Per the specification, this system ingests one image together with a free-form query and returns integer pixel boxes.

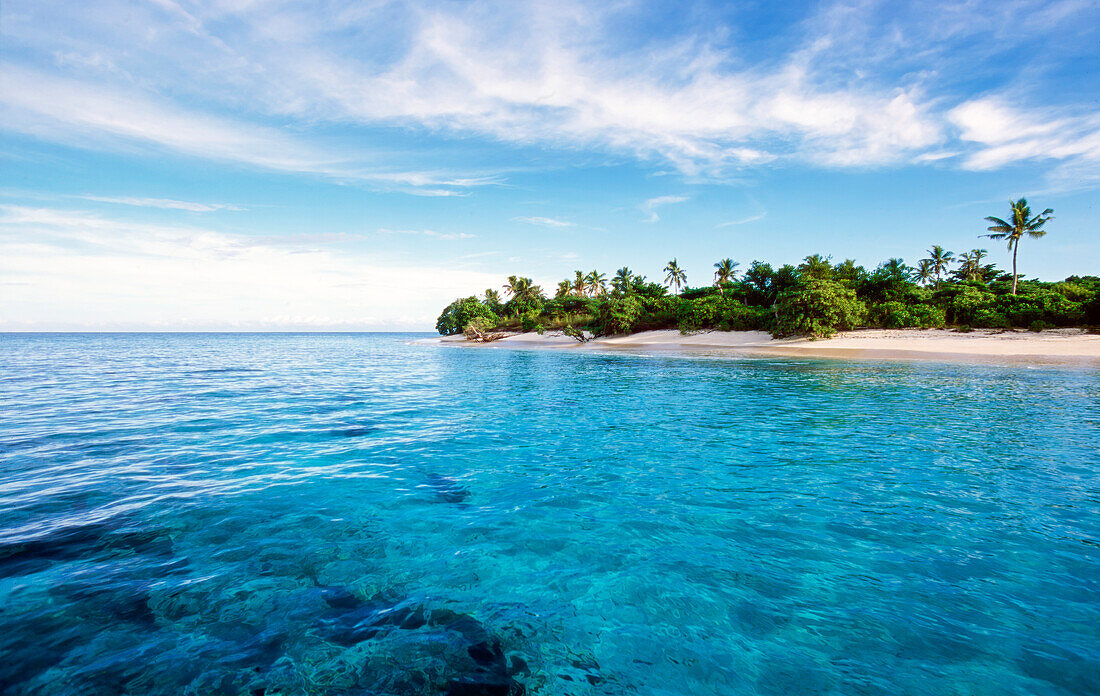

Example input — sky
[1,0,1098,331]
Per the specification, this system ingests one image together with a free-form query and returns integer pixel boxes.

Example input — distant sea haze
[1,333,1097,695]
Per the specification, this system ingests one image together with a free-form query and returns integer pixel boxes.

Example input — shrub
[869,301,946,329]
[597,296,643,335]
[437,297,498,336]
[1029,320,1052,332]
[1086,292,1100,325]
[944,285,995,325]
[520,310,542,332]
[971,308,1010,329]
[773,279,867,338]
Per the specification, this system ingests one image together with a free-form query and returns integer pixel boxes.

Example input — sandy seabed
[429,328,1100,366]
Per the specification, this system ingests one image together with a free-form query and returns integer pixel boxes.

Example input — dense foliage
[435,296,498,336]
[436,200,1097,338]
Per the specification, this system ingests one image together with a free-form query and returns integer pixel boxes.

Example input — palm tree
[586,270,607,298]
[985,198,1054,295]
[484,288,501,306]
[612,267,634,293]
[503,277,542,313]
[926,245,954,284]
[798,254,833,280]
[664,259,686,294]
[915,259,935,287]
[713,258,739,289]
[957,249,988,282]
[555,281,571,299]
[572,270,587,297]
[503,275,522,299]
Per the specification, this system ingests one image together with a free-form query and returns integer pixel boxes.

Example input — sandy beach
[432,328,1100,365]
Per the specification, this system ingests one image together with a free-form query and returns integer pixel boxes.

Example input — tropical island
[436,199,1099,356]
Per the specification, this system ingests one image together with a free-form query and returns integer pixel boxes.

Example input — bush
[519,310,542,333]
[1086,293,1100,325]
[1029,320,1052,332]
[869,301,946,329]
[437,297,498,336]
[773,279,867,338]
[597,296,643,335]
[944,285,995,325]
[996,291,1083,327]
[971,308,1010,329]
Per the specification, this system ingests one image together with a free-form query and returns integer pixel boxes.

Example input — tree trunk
[1011,242,1019,295]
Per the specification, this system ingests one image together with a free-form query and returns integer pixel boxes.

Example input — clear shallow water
[1,333,1098,696]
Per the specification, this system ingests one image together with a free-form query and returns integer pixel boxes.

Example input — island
[436,199,1100,363]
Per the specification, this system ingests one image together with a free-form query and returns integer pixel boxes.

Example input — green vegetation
[438,198,1096,339]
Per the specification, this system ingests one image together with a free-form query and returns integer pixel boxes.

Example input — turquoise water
[1,333,1098,695]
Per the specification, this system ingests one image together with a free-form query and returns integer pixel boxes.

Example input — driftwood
[562,326,591,343]
[464,324,509,342]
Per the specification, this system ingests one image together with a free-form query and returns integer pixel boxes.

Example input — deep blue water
[1,333,1098,696]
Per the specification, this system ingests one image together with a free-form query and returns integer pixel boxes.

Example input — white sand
[429,328,1100,365]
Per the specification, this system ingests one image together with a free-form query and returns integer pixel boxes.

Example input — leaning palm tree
[915,259,935,287]
[713,258,739,289]
[612,267,634,293]
[985,198,1054,295]
[586,270,607,298]
[572,270,587,297]
[926,245,954,284]
[664,259,686,294]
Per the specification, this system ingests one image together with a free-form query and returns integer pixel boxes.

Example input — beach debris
[562,325,590,343]
[464,322,509,342]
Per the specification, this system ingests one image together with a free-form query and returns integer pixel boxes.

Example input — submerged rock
[315,587,527,695]
[424,473,471,504]
[0,518,175,578]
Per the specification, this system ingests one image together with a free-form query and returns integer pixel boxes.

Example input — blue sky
[2,0,1098,330]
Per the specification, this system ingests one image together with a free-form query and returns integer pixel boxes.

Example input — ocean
[1,333,1097,695]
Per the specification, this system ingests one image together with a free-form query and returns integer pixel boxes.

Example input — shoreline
[426,328,1100,366]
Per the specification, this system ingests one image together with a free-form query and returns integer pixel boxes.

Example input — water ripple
[0,333,1098,695]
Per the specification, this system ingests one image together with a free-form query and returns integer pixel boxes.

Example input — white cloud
[949,97,1100,172]
[1,0,1097,183]
[512,216,574,228]
[377,228,475,240]
[80,195,244,212]
[640,195,688,223]
[0,206,493,330]
[0,64,502,196]
[716,212,766,227]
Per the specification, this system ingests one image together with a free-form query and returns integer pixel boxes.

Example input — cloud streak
[640,195,688,223]
[512,216,574,228]
[79,195,244,212]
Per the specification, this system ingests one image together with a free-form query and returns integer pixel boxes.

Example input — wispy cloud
[378,228,475,240]
[640,195,688,223]
[3,0,1095,183]
[948,97,1100,176]
[79,195,244,212]
[512,216,574,228]
[0,63,504,197]
[716,212,766,228]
